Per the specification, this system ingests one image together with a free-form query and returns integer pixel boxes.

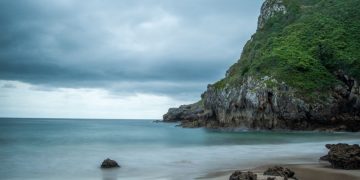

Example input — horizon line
[0,117,160,120]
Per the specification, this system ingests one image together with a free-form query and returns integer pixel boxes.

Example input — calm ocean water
[0,118,359,180]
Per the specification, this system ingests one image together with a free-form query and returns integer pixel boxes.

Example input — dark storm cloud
[0,0,263,99]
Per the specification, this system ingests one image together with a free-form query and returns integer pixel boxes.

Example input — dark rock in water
[229,171,257,180]
[266,177,275,180]
[101,158,120,168]
[320,143,360,169]
[263,166,296,179]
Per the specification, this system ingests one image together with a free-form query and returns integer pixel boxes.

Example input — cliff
[163,0,360,131]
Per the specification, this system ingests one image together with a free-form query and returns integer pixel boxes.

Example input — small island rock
[101,158,120,168]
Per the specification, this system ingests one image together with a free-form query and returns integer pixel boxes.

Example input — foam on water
[0,118,359,180]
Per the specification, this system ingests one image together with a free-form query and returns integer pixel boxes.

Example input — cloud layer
[0,0,262,97]
[0,0,263,118]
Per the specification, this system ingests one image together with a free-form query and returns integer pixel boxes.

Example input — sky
[0,0,263,119]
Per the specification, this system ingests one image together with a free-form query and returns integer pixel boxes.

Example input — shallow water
[0,118,359,180]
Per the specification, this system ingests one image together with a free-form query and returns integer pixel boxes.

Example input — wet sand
[198,163,360,180]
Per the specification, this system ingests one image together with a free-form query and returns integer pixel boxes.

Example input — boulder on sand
[229,171,257,180]
[101,158,120,168]
[320,143,360,169]
[263,166,296,179]
[229,167,298,180]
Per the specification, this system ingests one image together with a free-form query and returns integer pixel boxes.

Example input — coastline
[198,163,360,180]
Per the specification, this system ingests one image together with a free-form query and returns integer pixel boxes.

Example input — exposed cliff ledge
[258,0,287,29]
[163,0,360,131]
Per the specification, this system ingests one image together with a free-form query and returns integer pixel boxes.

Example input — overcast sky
[0,0,263,119]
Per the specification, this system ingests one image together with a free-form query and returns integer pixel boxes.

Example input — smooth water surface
[1,118,359,180]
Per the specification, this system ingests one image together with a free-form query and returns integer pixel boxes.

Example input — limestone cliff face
[258,0,287,29]
[164,73,360,131]
[198,73,360,131]
[163,0,360,131]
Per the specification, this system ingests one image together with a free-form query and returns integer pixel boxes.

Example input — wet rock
[319,155,329,161]
[229,171,257,180]
[320,143,360,169]
[101,158,120,168]
[263,166,296,179]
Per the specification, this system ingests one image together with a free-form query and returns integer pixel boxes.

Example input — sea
[0,118,359,180]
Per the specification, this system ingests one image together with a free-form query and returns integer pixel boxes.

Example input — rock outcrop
[258,0,287,29]
[163,102,205,122]
[320,143,360,169]
[229,171,257,180]
[263,166,296,179]
[100,158,120,168]
[229,167,297,180]
[163,0,360,131]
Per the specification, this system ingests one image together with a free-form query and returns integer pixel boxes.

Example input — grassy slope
[213,0,360,102]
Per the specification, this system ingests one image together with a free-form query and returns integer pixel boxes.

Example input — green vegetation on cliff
[214,0,360,101]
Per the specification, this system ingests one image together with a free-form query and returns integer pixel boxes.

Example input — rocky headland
[163,0,360,131]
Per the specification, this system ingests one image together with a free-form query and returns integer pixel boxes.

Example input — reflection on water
[101,169,119,180]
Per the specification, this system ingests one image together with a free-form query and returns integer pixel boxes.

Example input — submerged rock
[101,158,120,168]
[229,171,257,180]
[320,143,360,169]
[263,166,296,179]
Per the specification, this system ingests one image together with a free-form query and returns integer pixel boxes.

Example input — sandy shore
[197,163,360,180]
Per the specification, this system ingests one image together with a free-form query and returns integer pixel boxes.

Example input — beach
[201,163,360,180]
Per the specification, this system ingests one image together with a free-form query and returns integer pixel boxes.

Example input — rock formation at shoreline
[263,166,296,179]
[164,0,360,131]
[229,171,257,180]
[229,166,297,180]
[320,143,360,169]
